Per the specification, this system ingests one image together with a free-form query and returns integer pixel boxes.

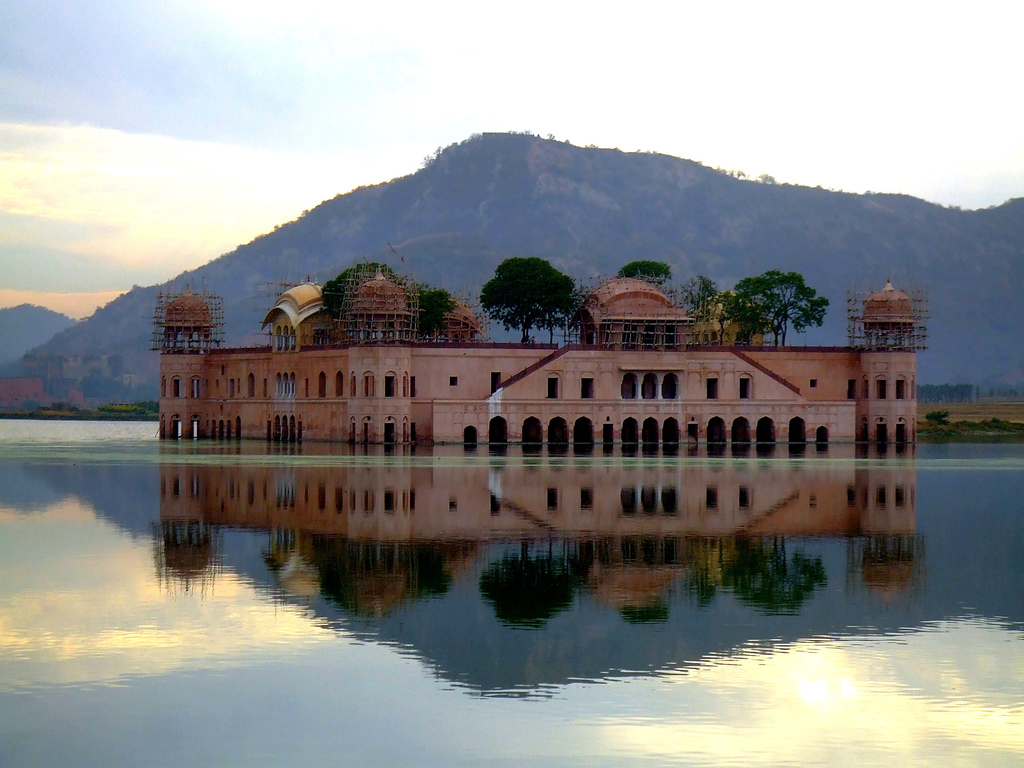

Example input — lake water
[1,421,1022,767]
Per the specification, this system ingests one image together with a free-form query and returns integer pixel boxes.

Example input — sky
[1,0,1021,319]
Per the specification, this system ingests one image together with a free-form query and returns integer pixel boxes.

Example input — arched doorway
[235,416,241,439]
[788,417,806,444]
[273,415,281,441]
[463,425,477,445]
[573,417,593,444]
[895,420,907,443]
[489,417,508,443]
[548,417,569,444]
[622,418,639,444]
[816,426,829,444]
[731,417,750,443]
[876,421,888,444]
[289,415,297,442]
[642,417,659,444]
[707,417,726,443]
[621,373,638,399]
[523,417,543,443]
[663,418,679,444]
[756,417,776,443]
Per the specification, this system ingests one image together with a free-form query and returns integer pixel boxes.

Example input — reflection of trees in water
[620,602,670,624]
[304,537,477,617]
[478,537,828,625]
[479,537,828,626]
[480,541,592,628]
[719,538,827,615]
[153,520,222,595]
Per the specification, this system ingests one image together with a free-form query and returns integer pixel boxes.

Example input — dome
[863,280,914,322]
[164,291,213,326]
[581,277,689,325]
[262,282,324,329]
[589,277,673,313]
[443,301,484,339]
[350,273,409,313]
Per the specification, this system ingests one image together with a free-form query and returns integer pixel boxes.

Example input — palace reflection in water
[156,446,920,641]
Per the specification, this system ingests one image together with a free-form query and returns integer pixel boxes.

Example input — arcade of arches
[481,414,833,446]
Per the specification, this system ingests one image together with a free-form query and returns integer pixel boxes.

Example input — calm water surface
[1,421,1022,766]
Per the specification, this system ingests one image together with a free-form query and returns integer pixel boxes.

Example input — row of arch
[476,416,828,445]
[163,415,243,440]
[619,372,747,400]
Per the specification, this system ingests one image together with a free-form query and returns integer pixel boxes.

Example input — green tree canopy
[617,260,672,285]
[729,270,829,346]
[418,287,456,339]
[480,257,575,343]
[321,262,398,318]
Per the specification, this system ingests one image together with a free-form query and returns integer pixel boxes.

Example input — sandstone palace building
[155,268,925,445]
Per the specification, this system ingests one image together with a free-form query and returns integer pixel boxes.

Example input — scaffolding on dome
[326,263,421,344]
[567,275,696,349]
[847,285,928,351]
[151,289,224,353]
[435,295,489,342]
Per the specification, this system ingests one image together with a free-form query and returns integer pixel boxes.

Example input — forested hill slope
[0,305,75,367]
[32,132,1024,394]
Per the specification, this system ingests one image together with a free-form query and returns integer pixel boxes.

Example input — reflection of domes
[863,281,914,323]
[861,560,915,597]
[164,291,214,326]
[277,552,322,599]
[351,273,409,314]
[587,565,677,609]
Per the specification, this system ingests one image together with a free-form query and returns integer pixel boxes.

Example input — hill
[29,133,1024,398]
[0,305,76,367]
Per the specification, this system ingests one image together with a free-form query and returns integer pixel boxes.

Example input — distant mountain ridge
[29,133,1024,397]
[0,304,76,367]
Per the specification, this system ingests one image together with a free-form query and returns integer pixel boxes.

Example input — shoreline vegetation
[1,402,1022,440]
[0,402,159,421]
[917,402,1024,442]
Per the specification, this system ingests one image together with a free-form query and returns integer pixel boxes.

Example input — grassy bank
[918,402,1024,441]
[0,402,159,421]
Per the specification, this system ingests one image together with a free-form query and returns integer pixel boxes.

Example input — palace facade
[155,273,923,445]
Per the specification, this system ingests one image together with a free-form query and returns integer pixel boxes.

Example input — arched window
[641,373,658,399]
[247,374,255,398]
[621,373,638,399]
[661,373,677,399]
[318,371,327,398]
[335,371,343,397]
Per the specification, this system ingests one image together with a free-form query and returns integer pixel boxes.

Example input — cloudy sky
[1,0,1021,318]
